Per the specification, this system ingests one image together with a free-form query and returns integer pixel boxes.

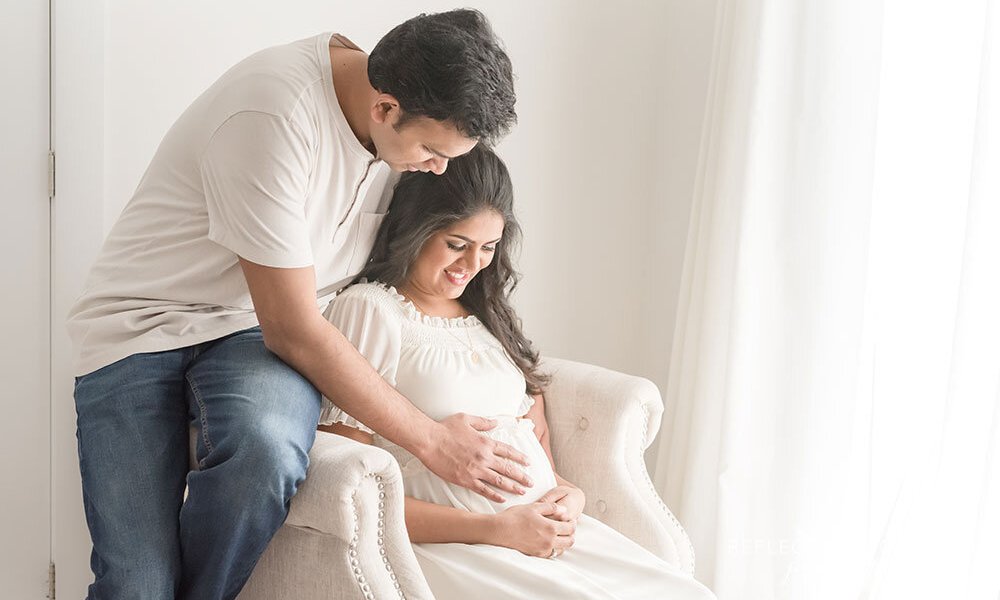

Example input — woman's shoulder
[333,281,405,309]
[336,280,391,300]
[324,281,405,363]
[325,281,403,318]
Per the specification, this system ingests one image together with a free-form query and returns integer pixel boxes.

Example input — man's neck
[329,45,378,154]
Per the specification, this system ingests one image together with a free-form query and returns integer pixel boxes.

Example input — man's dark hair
[368,9,517,145]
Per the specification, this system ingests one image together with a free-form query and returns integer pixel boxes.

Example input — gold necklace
[404,293,481,364]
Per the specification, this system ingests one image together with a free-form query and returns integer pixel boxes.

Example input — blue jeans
[74,327,321,600]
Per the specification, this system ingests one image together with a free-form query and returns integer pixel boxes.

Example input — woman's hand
[490,501,576,558]
[537,485,586,523]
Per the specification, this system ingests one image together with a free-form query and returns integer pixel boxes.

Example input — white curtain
[654,0,1000,598]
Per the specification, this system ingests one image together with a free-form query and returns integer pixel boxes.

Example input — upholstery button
[597,500,607,513]
[579,417,589,430]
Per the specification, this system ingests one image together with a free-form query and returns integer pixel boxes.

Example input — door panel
[0,1,51,597]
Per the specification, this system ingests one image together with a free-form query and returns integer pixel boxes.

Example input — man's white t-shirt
[68,33,396,376]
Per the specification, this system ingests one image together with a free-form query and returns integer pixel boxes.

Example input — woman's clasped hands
[492,485,585,559]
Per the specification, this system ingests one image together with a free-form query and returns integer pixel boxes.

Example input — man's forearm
[263,311,436,455]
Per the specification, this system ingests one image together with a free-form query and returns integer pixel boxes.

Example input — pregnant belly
[399,415,560,514]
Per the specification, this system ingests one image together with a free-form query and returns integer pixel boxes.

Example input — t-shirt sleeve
[317,289,402,430]
[200,111,314,268]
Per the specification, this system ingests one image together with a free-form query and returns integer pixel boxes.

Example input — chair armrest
[540,357,696,575]
[238,432,435,600]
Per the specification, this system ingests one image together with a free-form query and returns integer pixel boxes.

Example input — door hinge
[48,151,56,200]
[47,561,56,599]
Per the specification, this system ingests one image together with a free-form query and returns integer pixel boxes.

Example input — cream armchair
[235,357,695,599]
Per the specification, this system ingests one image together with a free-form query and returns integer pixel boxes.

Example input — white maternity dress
[320,282,716,600]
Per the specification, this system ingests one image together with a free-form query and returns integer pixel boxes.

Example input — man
[68,10,528,599]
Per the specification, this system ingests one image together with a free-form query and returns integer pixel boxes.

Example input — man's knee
[196,409,316,506]
[245,413,315,480]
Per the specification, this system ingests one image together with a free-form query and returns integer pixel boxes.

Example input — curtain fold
[654,1,1000,598]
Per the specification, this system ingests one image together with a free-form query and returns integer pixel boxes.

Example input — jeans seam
[186,373,214,466]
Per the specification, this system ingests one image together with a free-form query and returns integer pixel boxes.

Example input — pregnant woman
[318,145,716,599]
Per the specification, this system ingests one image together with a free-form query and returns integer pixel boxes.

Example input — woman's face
[406,210,506,300]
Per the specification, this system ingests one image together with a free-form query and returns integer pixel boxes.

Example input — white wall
[53,0,719,595]
[633,1,719,469]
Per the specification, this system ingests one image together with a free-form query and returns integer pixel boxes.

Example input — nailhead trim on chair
[350,473,407,600]
[637,403,697,575]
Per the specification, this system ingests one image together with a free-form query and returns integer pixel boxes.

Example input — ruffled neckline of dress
[373,281,483,329]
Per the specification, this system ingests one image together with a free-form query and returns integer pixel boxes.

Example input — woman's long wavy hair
[356,145,548,394]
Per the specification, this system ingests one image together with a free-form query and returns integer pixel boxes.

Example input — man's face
[369,103,478,175]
